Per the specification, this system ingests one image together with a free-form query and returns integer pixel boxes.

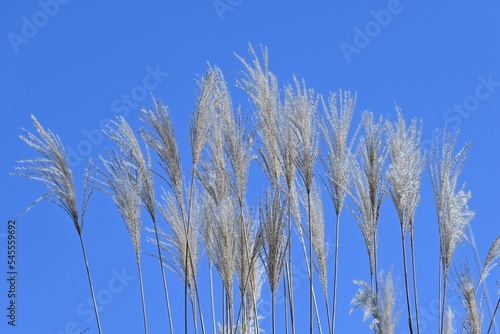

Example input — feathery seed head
[321,90,357,215]
[479,234,500,287]
[429,128,474,275]
[349,111,387,276]
[259,189,288,298]
[292,78,319,193]
[95,150,143,255]
[455,263,482,334]
[14,115,85,232]
[106,116,156,222]
[140,96,184,204]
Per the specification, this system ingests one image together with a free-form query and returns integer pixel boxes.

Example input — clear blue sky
[2,1,500,333]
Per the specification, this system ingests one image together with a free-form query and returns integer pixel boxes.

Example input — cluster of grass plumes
[14,45,500,334]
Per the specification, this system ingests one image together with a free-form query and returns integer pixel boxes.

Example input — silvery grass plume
[385,107,425,235]
[477,235,500,334]
[385,107,425,334]
[349,111,387,291]
[350,270,399,334]
[259,189,288,334]
[291,76,320,334]
[320,90,357,333]
[236,44,281,188]
[105,116,174,334]
[321,90,357,216]
[93,149,148,334]
[429,128,474,333]
[455,263,483,334]
[140,96,184,208]
[13,115,102,334]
